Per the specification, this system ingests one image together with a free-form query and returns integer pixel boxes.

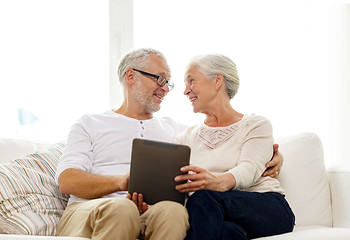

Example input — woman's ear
[125,68,135,85]
[215,73,224,90]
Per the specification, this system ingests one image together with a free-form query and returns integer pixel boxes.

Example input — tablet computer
[128,138,191,205]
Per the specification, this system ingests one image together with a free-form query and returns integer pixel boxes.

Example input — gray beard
[132,81,161,113]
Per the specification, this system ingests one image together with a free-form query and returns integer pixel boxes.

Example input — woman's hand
[126,192,149,215]
[175,165,236,192]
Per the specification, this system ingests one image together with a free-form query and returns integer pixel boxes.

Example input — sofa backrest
[0,133,333,229]
[277,132,332,227]
[0,138,51,164]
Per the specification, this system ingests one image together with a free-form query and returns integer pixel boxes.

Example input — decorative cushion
[0,143,69,235]
[277,132,332,227]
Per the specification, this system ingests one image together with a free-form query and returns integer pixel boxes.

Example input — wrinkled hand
[175,165,235,192]
[126,192,149,215]
[262,144,283,178]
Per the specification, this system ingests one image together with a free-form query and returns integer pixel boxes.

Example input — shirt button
[140,121,143,124]
[142,127,145,130]
[141,134,144,137]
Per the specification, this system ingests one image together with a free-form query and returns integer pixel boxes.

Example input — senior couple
[55,48,295,240]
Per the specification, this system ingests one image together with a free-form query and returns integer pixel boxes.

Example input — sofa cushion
[277,132,332,227]
[0,143,69,235]
[255,227,350,240]
[0,234,90,239]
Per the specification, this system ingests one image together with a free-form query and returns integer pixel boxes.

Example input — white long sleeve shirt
[174,114,285,195]
[55,110,187,205]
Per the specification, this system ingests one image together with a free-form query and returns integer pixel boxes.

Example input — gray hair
[188,54,240,99]
[117,48,168,84]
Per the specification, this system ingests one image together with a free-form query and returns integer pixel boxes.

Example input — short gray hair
[188,54,240,99]
[117,48,168,84]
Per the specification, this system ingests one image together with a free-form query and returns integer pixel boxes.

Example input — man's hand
[118,173,130,191]
[262,144,283,178]
[127,192,149,215]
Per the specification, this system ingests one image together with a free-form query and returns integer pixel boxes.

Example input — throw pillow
[277,132,332,227]
[0,142,69,235]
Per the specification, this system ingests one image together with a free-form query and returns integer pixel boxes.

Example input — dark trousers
[185,190,295,240]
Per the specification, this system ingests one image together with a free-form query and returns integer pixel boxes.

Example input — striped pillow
[0,142,69,235]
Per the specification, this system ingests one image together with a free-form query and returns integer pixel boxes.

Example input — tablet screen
[128,138,191,205]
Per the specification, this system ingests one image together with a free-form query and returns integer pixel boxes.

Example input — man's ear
[215,73,224,90]
[125,68,135,85]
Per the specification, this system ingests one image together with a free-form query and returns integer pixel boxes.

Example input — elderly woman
[174,54,295,240]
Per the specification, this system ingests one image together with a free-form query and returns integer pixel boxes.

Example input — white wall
[329,4,350,166]
[132,0,337,164]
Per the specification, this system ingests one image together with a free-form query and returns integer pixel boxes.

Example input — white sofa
[0,132,350,240]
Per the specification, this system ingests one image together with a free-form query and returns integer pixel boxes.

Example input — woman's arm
[228,117,274,190]
[175,165,236,192]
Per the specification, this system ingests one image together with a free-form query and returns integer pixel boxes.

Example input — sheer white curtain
[131,0,349,166]
[0,0,109,142]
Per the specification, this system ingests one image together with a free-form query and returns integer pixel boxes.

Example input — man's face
[131,54,171,113]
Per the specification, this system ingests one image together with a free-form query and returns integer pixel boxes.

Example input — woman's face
[184,65,216,113]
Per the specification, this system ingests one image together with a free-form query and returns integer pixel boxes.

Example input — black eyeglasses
[132,68,174,91]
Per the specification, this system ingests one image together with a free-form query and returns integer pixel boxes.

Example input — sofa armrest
[328,165,350,228]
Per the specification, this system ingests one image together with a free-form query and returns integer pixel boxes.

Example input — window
[2,0,349,166]
[0,0,109,142]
